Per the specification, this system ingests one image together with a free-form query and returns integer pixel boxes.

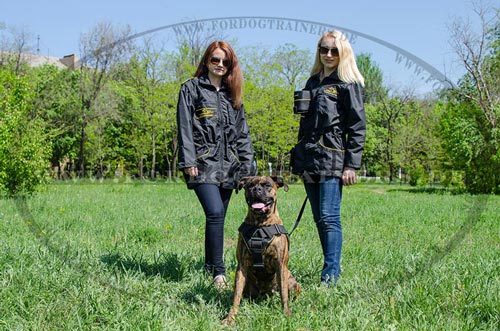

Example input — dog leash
[289,197,308,236]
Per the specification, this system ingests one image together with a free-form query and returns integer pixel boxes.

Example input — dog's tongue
[251,202,267,210]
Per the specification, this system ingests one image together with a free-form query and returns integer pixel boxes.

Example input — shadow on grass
[12,195,251,310]
[387,186,465,195]
[180,278,233,307]
[100,252,203,282]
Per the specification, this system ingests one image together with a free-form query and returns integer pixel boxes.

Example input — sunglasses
[210,56,230,67]
[318,46,339,56]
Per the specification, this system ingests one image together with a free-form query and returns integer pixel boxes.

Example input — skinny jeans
[304,176,343,284]
[193,184,232,278]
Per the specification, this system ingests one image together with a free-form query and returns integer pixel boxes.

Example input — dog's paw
[292,282,302,300]
[289,278,301,300]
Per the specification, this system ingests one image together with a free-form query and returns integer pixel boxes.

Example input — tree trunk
[151,131,156,178]
[138,157,143,179]
[78,117,87,178]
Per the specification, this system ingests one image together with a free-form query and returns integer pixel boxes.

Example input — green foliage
[245,80,298,174]
[395,99,444,186]
[364,96,443,183]
[5,30,497,194]
[0,70,51,197]
[32,65,81,175]
[438,102,483,168]
[268,43,311,89]
[438,90,500,194]
[440,7,500,193]
[363,103,388,176]
[108,51,180,179]
[241,45,307,174]
[407,163,428,186]
[356,53,388,104]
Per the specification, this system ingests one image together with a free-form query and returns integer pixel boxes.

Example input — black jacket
[177,75,254,189]
[291,71,366,179]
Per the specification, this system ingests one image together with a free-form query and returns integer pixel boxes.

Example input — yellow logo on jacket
[196,107,216,119]
[324,87,338,97]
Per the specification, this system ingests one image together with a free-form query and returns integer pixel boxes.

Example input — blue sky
[1,0,485,94]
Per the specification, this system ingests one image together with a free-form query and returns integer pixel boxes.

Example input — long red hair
[194,41,243,109]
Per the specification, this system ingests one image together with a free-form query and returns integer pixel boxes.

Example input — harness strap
[238,223,289,270]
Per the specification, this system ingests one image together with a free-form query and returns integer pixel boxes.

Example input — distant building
[0,52,79,69]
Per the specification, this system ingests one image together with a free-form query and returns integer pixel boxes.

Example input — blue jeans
[304,177,343,284]
[194,184,232,278]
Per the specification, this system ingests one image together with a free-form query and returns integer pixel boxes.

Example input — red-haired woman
[176,41,255,289]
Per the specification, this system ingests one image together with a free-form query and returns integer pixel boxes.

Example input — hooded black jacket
[177,75,254,189]
[291,71,366,179]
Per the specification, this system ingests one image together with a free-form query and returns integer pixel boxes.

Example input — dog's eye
[264,182,273,189]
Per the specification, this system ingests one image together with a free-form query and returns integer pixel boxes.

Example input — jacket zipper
[217,90,225,181]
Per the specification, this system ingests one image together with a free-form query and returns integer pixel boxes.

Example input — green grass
[0,180,499,330]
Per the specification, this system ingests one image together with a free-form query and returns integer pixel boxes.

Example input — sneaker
[320,278,339,289]
[213,274,229,291]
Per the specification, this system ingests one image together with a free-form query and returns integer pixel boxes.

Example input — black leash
[289,197,308,236]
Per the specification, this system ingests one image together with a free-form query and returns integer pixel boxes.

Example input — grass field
[0,180,499,330]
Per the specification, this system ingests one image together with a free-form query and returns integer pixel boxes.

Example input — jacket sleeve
[235,103,255,176]
[176,82,196,169]
[342,83,366,169]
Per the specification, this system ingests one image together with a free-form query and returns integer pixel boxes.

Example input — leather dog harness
[238,223,289,270]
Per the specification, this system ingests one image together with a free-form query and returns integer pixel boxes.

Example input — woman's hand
[342,167,357,186]
[184,167,199,177]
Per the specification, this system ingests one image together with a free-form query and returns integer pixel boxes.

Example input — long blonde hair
[310,30,365,86]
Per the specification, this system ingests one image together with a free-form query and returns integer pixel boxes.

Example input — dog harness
[238,223,289,270]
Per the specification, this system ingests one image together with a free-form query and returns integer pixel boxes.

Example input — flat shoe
[213,275,229,291]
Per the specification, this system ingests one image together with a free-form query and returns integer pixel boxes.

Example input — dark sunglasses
[318,46,339,56]
[210,56,230,67]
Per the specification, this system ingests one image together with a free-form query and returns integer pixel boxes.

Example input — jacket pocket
[318,129,344,152]
[196,145,211,159]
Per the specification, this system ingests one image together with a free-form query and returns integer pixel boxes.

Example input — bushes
[0,70,51,197]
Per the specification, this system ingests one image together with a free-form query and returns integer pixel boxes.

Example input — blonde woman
[291,30,366,286]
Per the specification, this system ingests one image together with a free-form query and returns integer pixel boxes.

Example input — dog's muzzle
[246,187,274,214]
[247,199,274,214]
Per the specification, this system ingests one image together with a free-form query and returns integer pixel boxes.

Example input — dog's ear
[237,176,253,194]
[270,176,289,192]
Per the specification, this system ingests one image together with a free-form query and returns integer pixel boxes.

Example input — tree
[32,65,81,179]
[393,98,443,185]
[363,103,388,176]
[442,2,500,193]
[270,43,311,89]
[241,46,300,175]
[377,93,412,182]
[356,53,388,105]
[86,84,122,178]
[0,24,34,75]
[356,53,390,177]
[0,69,51,197]
[76,21,133,177]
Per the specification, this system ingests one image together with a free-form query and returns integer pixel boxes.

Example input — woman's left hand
[184,166,199,177]
[342,167,357,186]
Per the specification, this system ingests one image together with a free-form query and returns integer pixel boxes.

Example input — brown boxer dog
[222,176,301,325]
